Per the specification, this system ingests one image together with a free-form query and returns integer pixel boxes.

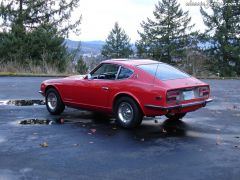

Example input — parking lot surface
[0,77,240,180]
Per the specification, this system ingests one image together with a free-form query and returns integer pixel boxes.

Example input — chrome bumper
[144,98,213,110]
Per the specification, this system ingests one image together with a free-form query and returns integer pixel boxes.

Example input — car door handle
[102,87,109,91]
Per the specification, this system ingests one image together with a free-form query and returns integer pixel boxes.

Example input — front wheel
[114,97,143,128]
[46,88,65,115]
[165,113,186,120]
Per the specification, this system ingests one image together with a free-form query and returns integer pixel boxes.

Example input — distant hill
[65,39,105,56]
[65,39,213,57]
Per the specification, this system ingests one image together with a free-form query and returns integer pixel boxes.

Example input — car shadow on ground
[133,119,188,139]
[51,110,189,140]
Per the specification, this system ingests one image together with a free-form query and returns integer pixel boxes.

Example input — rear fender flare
[112,92,146,115]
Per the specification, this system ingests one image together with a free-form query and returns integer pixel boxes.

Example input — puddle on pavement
[18,116,100,126]
[19,118,53,125]
[0,99,45,106]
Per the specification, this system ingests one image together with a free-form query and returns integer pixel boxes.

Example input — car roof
[103,59,161,66]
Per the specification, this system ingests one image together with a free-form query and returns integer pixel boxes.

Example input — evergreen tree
[28,24,68,72]
[76,56,88,74]
[136,0,194,63]
[68,42,88,74]
[0,0,81,72]
[101,22,133,59]
[0,0,81,36]
[200,0,240,76]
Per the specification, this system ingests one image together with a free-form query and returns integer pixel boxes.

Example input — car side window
[117,67,133,80]
[91,63,119,80]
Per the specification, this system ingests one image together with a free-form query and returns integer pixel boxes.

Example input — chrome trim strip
[205,98,213,103]
[144,98,213,110]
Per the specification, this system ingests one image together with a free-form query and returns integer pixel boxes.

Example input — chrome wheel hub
[47,92,57,110]
[118,102,133,123]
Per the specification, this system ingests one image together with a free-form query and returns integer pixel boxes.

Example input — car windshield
[137,63,190,80]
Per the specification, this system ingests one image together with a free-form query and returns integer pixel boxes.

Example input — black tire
[165,113,186,120]
[45,88,65,115]
[114,97,143,128]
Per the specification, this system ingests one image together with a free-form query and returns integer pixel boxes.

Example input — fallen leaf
[60,118,64,124]
[90,129,97,133]
[56,118,64,124]
[40,142,48,148]
[162,129,167,133]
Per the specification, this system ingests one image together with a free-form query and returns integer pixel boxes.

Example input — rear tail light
[167,90,181,102]
[167,86,209,103]
[198,86,210,98]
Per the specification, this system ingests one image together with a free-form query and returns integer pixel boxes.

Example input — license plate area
[183,90,195,100]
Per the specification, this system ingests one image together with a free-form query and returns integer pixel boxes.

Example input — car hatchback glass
[137,63,190,81]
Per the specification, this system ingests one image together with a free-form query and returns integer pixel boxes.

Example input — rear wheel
[46,88,65,115]
[114,97,143,128]
[165,113,186,120]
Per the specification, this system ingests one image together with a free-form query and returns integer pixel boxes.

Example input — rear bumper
[144,98,213,110]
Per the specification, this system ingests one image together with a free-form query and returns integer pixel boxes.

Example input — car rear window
[137,63,190,80]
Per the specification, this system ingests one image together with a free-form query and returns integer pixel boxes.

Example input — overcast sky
[70,0,206,42]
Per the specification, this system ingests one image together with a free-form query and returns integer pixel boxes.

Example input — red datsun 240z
[39,59,212,128]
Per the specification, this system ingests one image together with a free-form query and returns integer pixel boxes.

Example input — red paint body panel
[40,59,212,116]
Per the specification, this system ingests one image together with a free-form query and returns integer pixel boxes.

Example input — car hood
[158,77,207,90]
[43,75,85,84]
[64,75,85,80]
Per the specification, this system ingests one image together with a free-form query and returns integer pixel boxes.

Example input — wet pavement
[0,77,240,180]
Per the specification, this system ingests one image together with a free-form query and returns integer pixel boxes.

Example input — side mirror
[87,74,92,80]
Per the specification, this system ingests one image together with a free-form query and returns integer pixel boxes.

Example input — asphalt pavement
[0,77,240,180]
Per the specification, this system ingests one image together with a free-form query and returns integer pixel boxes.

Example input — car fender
[44,84,64,100]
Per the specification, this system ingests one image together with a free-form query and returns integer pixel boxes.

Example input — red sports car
[39,59,212,128]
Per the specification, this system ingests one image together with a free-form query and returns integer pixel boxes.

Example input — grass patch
[0,61,78,77]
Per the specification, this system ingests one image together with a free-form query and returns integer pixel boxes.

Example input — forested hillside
[0,0,239,77]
